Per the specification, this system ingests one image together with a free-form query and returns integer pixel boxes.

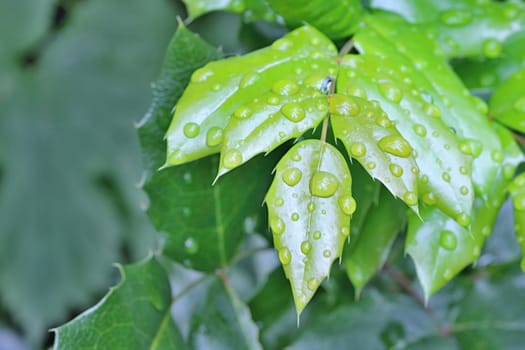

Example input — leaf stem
[320,76,336,144]
[512,131,525,146]
[171,274,209,305]
[337,38,354,62]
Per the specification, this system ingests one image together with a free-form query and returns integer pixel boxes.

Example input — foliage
[48,0,525,348]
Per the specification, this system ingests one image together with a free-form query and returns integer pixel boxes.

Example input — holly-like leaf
[490,68,525,133]
[406,123,524,297]
[164,25,337,167]
[53,257,186,350]
[189,277,263,350]
[344,187,406,295]
[268,0,363,39]
[508,173,525,271]
[182,0,278,22]
[330,94,419,210]
[266,139,354,315]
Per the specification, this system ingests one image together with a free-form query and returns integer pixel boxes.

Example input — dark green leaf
[164,25,337,168]
[344,187,406,295]
[53,257,186,350]
[266,140,353,314]
[268,0,363,39]
[490,68,525,133]
[189,277,263,350]
[331,94,418,210]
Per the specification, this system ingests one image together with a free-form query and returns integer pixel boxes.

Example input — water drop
[274,197,284,207]
[323,249,332,258]
[301,241,312,254]
[272,80,299,96]
[191,67,214,83]
[291,153,302,161]
[443,269,453,280]
[346,86,367,99]
[413,124,427,137]
[330,96,360,117]
[270,217,285,235]
[389,163,404,177]
[272,38,293,51]
[514,194,525,211]
[421,175,429,184]
[291,212,300,221]
[350,142,367,157]
[440,9,472,26]
[376,115,392,128]
[378,135,412,157]
[307,201,316,212]
[184,238,199,254]
[182,207,191,217]
[310,171,339,197]
[459,166,469,175]
[424,103,441,118]
[481,225,491,237]
[313,231,322,240]
[441,172,451,182]
[422,192,436,205]
[234,106,252,119]
[222,149,243,169]
[439,230,457,251]
[503,164,515,180]
[339,195,357,216]
[367,162,377,170]
[239,72,260,88]
[456,212,470,226]
[282,167,302,186]
[514,97,525,112]
[482,38,502,58]
[183,122,200,138]
[340,226,350,237]
[491,150,503,163]
[460,186,469,195]
[267,95,280,105]
[379,82,403,103]
[403,192,418,206]
[278,247,291,265]
[281,103,306,122]
[206,127,223,147]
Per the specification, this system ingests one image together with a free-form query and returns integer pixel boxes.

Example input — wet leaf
[53,257,186,350]
[490,68,525,133]
[508,173,525,271]
[182,0,278,22]
[164,25,337,167]
[331,94,419,210]
[268,0,363,39]
[344,187,406,295]
[266,140,353,315]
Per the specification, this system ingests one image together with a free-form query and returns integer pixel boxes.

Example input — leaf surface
[490,68,525,133]
[182,0,278,22]
[344,187,406,295]
[53,257,186,350]
[165,25,337,167]
[331,94,418,210]
[268,0,363,39]
[266,140,353,314]
[508,173,525,271]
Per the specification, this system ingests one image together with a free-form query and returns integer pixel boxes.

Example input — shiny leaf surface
[266,140,353,314]
[490,68,525,133]
[508,174,525,271]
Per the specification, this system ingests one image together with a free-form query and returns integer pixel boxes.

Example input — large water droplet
[456,212,470,226]
[282,167,302,186]
[439,230,457,251]
[278,247,291,265]
[389,163,404,177]
[350,142,367,157]
[379,82,403,103]
[184,238,199,254]
[272,80,299,96]
[313,231,322,240]
[222,149,242,169]
[482,38,502,58]
[239,72,260,88]
[301,241,312,254]
[514,97,525,112]
[378,135,412,157]
[330,96,360,116]
[310,171,339,197]
[339,195,356,216]
[413,124,427,137]
[183,122,200,138]
[440,9,472,26]
[234,106,252,119]
[191,67,214,83]
[422,192,436,205]
[206,127,223,147]
[403,192,418,206]
[281,103,306,122]
[270,217,285,235]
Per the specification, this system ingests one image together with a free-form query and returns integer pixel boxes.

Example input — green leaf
[330,94,419,210]
[189,277,263,350]
[266,139,353,315]
[268,0,363,39]
[344,187,406,295]
[490,68,525,133]
[182,0,278,22]
[406,123,524,297]
[508,173,525,271]
[165,25,337,168]
[53,257,186,350]
[0,0,176,341]
[369,0,459,23]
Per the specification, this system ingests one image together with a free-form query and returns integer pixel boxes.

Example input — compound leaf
[53,257,186,350]
[266,140,354,315]
[165,25,337,168]
[490,68,525,133]
[344,187,406,295]
[330,94,418,210]
[268,0,363,39]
